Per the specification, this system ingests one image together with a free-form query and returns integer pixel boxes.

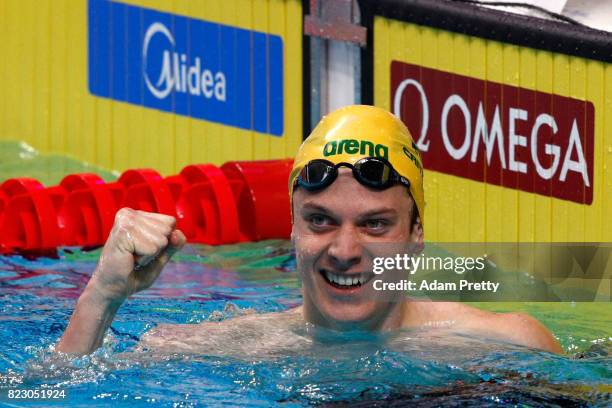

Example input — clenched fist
[57,208,186,354]
[88,208,187,303]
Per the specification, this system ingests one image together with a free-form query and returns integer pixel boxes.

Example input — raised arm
[56,208,186,355]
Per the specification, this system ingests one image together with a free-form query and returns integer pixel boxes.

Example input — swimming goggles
[296,157,411,191]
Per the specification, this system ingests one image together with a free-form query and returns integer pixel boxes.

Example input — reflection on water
[0,242,610,406]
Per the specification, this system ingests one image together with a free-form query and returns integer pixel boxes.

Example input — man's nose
[327,225,362,271]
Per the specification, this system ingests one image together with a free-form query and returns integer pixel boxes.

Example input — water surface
[0,241,610,406]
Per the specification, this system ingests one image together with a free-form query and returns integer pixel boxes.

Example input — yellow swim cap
[289,105,425,227]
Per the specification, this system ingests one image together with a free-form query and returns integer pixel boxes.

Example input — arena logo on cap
[87,0,284,136]
[323,139,389,160]
[391,61,595,204]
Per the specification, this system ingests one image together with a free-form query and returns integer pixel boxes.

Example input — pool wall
[1,0,612,249]
[0,0,303,175]
[363,0,612,244]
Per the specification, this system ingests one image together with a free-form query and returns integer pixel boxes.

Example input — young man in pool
[57,105,562,355]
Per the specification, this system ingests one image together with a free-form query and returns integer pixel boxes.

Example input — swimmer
[57,105,562,355]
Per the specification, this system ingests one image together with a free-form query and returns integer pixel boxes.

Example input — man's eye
[309,214,332,226]
[364,219,387,230]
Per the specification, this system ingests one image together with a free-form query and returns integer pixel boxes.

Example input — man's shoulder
[460,306,559,350]
[406,301,562,353]
[137,306,304,354]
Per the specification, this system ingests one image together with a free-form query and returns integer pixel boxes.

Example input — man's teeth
[324,271,365,286]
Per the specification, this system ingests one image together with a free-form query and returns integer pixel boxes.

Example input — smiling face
[292,169,424,331]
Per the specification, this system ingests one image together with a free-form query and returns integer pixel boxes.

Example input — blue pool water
[0,241,610,407]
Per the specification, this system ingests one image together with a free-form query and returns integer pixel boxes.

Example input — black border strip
[365,0,612,63]
[357,0,612,104]
[360,0,376,107]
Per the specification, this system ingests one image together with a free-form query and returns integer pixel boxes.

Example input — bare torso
[137,301,562,357]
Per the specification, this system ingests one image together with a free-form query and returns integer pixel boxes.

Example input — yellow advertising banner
[0,0,303,176]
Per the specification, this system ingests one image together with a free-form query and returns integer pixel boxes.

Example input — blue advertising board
[87,0,284,136]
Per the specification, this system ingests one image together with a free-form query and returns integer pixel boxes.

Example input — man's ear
[290,199,296,245]
[410,216,424,251]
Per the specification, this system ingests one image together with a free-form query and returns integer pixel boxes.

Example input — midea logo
[142,22,226,101]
